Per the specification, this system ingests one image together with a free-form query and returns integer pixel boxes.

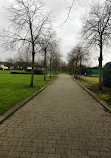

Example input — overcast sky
[0,0,110,67]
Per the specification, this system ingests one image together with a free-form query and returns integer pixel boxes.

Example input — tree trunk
[44,49,47,81]
[55,69,56,76]
[99,37,103,90]
[29,20,35,87]
[53,71,54,77]
[79,58,82,79]
[50,58,52,78]
[75,61,78,78]
[73,62,75,77]
[74,68,76,77]
[30,49,35,87]
[55,66,57,76]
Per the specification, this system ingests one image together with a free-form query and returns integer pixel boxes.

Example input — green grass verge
[81,76,99,85]
[77,78,111,106]
[0,74,56,115]
[57,71,70,74]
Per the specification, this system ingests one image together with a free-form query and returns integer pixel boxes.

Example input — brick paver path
[0,75,111,158]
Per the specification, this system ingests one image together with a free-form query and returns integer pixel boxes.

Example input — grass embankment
[0,72,56,115]
[77,75,111,106]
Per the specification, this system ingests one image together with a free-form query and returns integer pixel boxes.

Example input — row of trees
[67,45,89,77]
[67,0,111,90]
[6,47,62,79]
[1,0,62,87]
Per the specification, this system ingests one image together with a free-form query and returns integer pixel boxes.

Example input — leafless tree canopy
[60,0,76,27]
[67,44,89,77]
[5,0,51,48]
[82,1,111,46]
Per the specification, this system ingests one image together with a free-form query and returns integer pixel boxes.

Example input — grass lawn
[0,70,11,74]
[0,73,56,115]
[77,76,111,106]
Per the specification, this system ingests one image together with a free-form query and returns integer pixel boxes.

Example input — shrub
[11,71,30,74]
[11,70,44,75]
[26,69,43,75]
[34,70,43,75]
[103,62,111,87]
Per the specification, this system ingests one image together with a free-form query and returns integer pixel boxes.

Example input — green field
[0,73,56,115]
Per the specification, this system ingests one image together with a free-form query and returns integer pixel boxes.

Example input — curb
[72,77,111,114]
[0,77,58,124]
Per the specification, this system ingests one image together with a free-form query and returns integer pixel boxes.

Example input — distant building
[26,67,32,70]
[0,62,9,70]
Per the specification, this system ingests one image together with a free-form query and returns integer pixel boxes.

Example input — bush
[103,62,111,87]
[11,69,44,75]
[11,71,30,74]
[34,70,43,75]
[26,69,43,75]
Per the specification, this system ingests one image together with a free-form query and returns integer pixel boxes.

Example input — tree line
[67,0,111,90]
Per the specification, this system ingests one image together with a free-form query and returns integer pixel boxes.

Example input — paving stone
[37,153,48,158]
[21,151,32,158]
[15,146,26,152]
[48,154,61,158]
[43,148,55,154]
[0,151,9,157]
[8,151,21,158]
[31,153,38,158]
[88,151,100,156]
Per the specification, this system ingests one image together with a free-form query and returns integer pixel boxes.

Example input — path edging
[0,77,58,124]
[72,77,111,113]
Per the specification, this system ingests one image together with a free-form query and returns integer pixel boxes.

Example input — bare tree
[52,51,61,76]
[22,45,32,64]
[48,40,58,78]
[6,57,15,69]
[82,1,111,90]
[2,0,51,87]
[75,46,89,78]
[67,49,77,76]
[60,0,76,27]
[39,30,54,81]
[67,45,89,77]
